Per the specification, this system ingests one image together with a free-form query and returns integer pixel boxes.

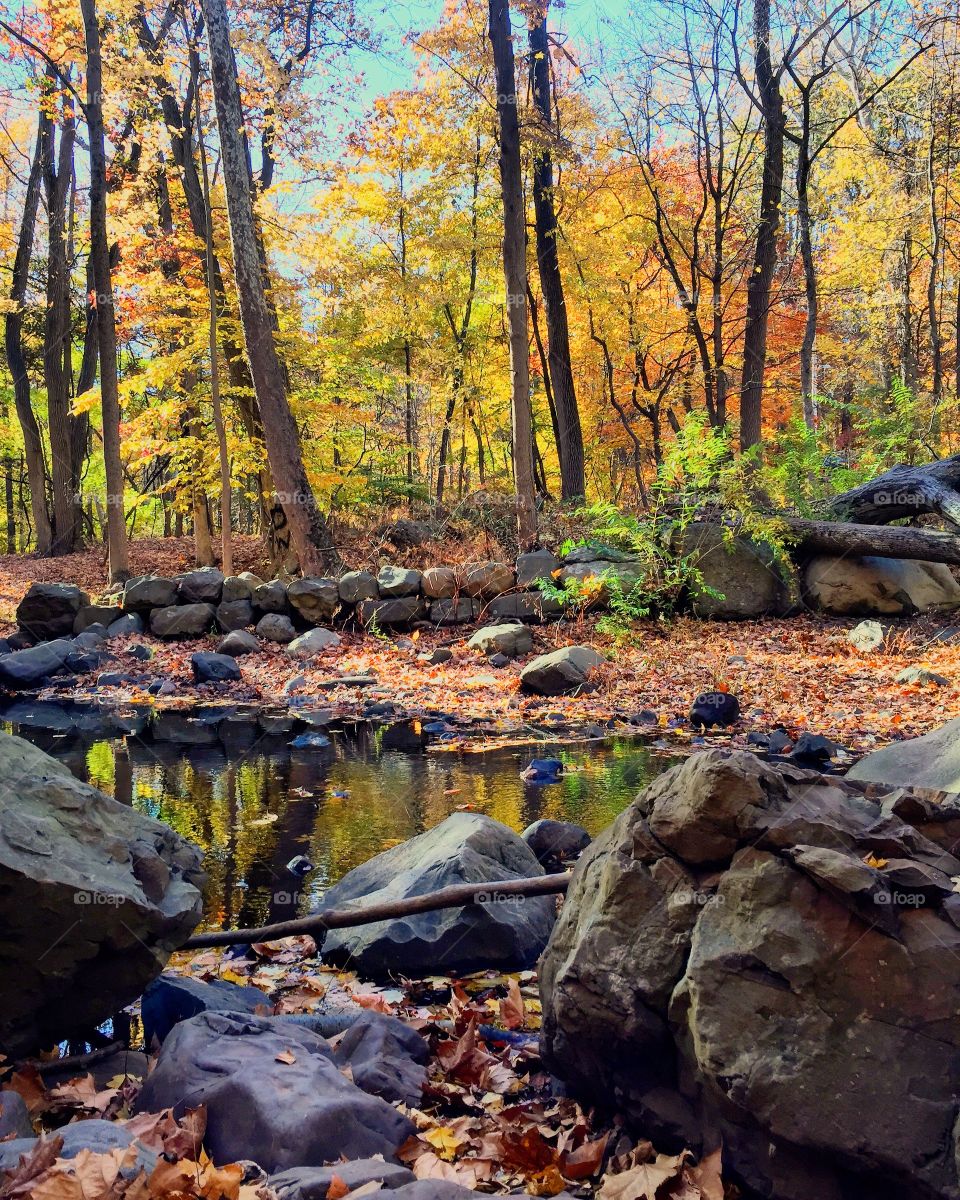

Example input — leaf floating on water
[246,813,278,827]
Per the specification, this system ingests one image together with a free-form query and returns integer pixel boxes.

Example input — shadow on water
[1,698,680,932]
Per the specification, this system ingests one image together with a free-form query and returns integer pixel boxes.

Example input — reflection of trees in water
[10,719,675,930]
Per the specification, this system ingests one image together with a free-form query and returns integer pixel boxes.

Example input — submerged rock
[0,731,204,1058]
[321,811,556,978]
[539,749,960,1200]
[135,1011,414,1171]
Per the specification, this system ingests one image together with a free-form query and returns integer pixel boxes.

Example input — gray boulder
[339,571,379,605]
[288,578,340,624]
[847,717,960,792]
[488,592,564,623]
[191,652,242,684]
[332,1010,428,1106]
[679,522,795,618]
[516,549,561,588]
[522,819,590,867]
[377,566,422,598]
[468,623,533,658]
[74,603,121,634]
[461,561,515,597]
[320,811,555,978]
[429,598,479,625]
[150,602,216,638]
[357,597,427,627]
[218,629,260,657]
[216,598,254,631]
[287,628,341,658]
[106,612,144,639]
[805,554,960,615]
[268,1159,415,1200]
[0,730,203,1057]
[0,1120,154,1175]
[540,749,960,1200]
[254,579,289,614]
[421,566,457,599]
[178,567,224,604]
[123,576,178,613]
[0,639,74,690]
[558,559,645,601]
[16,583,90,641]
[221,575,254,602]
[142,972,269,1047]
[519,645,604,695]
[135,1011,414,1172]
[257,613,298,643]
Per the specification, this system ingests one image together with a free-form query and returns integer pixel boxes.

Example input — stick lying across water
[181,871,572,949]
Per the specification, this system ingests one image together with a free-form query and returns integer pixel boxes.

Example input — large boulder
[847,717,960,792]
[357,597,427,628]
[558,559,645,600]
[461,561,515,597]
[467,623,533,658]
[320,811,556,978]
[805,554,960,615]
[16,583,90,640]
[74,603,122,634]
[679,522,795,618]
[519,645,604,695]
[134,1011,414,1171]
[377,567,422,598]
[178,567,224,604]
[0,731,203,1057]
[287,578,340,624]
[150,602,216,638]
[0,640,74,690]
[516,549,561,588]
[253,579,289,614]
[339,571,379,605]
[123,576,178,613]
[216,598,254,631]
[540,749,960,1200]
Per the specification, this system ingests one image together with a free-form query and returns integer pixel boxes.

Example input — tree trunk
[196,80,233,575]
[80,0,130,582]
[4,117,53,553]
[796,94,818,429]
[783,515,960,565]
[41,90,83,555]
[201,0,337,573]
[488,0,537,550]
[528,5,584,501]
[829,454,960,525]
[739,0,784,452]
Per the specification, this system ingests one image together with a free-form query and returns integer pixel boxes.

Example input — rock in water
[522,819,590,868]
[0,731,203,1058]
[320,811,555,977]
[539,749,960,1200]
[16,582,90,640]
[135,1011,414,1171]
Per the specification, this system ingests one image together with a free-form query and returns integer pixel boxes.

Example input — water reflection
[1,701,677,931]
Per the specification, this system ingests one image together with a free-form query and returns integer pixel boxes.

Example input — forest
[0,0,954,573]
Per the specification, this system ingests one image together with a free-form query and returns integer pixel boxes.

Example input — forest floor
[0,541,957,756]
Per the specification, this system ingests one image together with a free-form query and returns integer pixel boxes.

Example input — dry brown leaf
[0,1133,63,1198]
[526,1165,567,1197]
[560,1133,609,1180]
[682,1147,723,1200]
[275,1049,297,1065]
[199,1158,242,1199]
[597,1153,687,1200]
[326,1173,350,1200]
[499,979,525,1030]
[5,1068,49,1116]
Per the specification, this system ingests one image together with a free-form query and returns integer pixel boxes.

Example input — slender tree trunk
[528,5,584,500]
[796,97,818,429]
[197,77,233,575]
[739,0,784,452]
[927,123,943,408]
[201,0,337,573]
[80,0,130,581]
[488,0,537,550]
[4,117,53,553]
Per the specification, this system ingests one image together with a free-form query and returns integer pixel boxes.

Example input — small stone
[468,623,533,658]
[896,665,950,687]
[338,571,379,605]
[125,643,153,661]
[419,647,453,665]
[218,629,260,657]
[287,628,341,658]
[520,646,604,696]
[689,691,740,728]
[848,619,885,652]
[489,653,511,668]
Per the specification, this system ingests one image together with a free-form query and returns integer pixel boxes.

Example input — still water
[2,701,679,931]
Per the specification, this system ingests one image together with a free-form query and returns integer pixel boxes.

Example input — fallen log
[781,516,960,565]
[182,871,572,949]
[829,455,960,525]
